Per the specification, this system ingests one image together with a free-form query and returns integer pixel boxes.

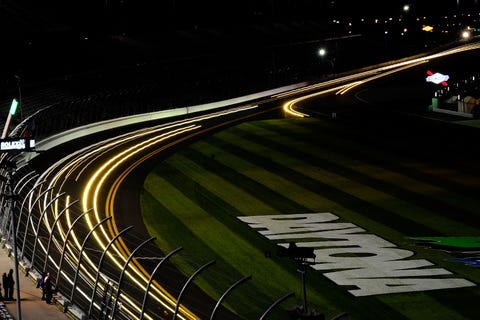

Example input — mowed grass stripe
[194,129,478,271]
[143,119,480,319]
[154,155,414,319]
[146,163,365,318]
[151,156,307,253]
[230,120,480,313]
[255,119,480,219]
[297,115,480,179]
[173,146,311,215]
[185,139,426,250]
[419,287,480,320]
[261,117,480,195]
[143,172,315,318]
[289,119,480,208]
[166,148,338,214]
[377,290,477,320]
[140,190,253,315]
[274,119,480,199]
[202,121,480,318]
[182,140,413,246]
[257,119,480,213]
[203,128,480,287]
[140,196,276,320]
[207,130,453,237]
[152,152,275,214]
[227,122,480,234]
[186,136,480,284]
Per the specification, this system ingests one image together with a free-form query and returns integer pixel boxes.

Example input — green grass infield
[141,118,480,320]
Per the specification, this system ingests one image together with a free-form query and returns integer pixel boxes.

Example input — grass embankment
[141,118,480,320]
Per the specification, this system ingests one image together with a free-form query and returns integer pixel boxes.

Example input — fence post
[87,225,134,319]
[65,216,111,313]
[173,260,216,320]
[139,246,183,320]
[55,210,90,286]
[210,275,251,320]
[43,199,79,273]
[259,292,295,320]
[111,237,156,319]
[29,192,66,273]
[20,186,54,259]
[13,179,46,243]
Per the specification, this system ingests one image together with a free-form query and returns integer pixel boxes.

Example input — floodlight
[9,99,18,116]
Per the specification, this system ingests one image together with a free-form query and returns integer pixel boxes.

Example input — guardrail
[0,81,310,320]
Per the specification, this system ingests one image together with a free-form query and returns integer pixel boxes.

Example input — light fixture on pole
[2,99,19,139]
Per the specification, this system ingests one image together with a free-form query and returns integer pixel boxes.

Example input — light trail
[283,42,480,117]
[283,85,348,117]
[25,41,480,319]
[29,104,257,319]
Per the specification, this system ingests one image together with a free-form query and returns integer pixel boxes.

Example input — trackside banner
[0,138,35,152]
[238,212,476,297]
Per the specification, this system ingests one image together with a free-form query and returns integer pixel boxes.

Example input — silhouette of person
[6,269,14,300]
[37,271,47,300]
[1,273,6,299]
[44,272,53,304]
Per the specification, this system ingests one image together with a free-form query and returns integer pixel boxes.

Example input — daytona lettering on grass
[238,213,476,296]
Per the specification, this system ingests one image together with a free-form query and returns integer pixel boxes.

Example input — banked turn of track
[3,40,480,320]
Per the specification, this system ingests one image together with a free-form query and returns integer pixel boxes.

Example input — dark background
[2,0,478,81]
[1,0,479,131]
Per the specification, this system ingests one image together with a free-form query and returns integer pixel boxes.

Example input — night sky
[1,0,479,84]
[13,0,480,32]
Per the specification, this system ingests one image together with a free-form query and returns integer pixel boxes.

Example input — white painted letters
[238,213,476,296]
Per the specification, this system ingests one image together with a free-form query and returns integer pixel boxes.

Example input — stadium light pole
[318,48,335,74]
[402,4,411,24]
[2,99,19,139]
[14,74,22,119]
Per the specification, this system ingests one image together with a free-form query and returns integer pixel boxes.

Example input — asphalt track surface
[291,47,480,185]
[25,43,480,319]
[28,106,270,319]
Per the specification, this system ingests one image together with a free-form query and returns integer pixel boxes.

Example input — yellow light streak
[32,104,257,319]
[283,85,349,117]
[31,42,480,317]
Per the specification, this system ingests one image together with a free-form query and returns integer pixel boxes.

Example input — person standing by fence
[44,272,53,304]
[1,273,6,299]
[6,269,14,300]
[37,272,47,300]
